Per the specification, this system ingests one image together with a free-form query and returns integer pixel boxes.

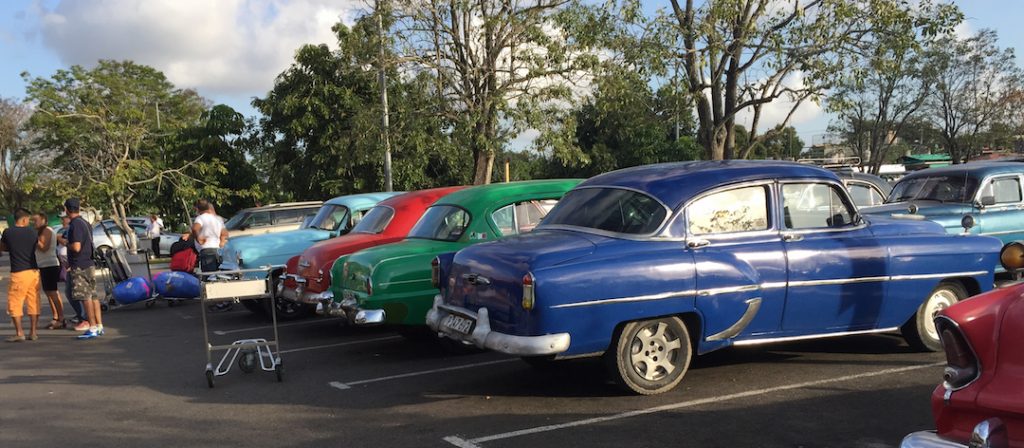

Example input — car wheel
[605,316,692,395]
[264,296,312,321]
[902,281,967,352]
[241,298,266,315]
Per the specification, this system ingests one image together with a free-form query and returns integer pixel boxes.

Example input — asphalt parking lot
[0,267,945,448]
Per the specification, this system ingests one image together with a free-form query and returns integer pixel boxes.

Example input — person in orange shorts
[2,208,41,342]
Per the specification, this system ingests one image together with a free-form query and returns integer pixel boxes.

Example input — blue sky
[1,0,1021,148]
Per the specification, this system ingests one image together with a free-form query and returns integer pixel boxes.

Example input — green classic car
[329,179,581,328]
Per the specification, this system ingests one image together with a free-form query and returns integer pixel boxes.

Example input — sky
[1,0,1022,150]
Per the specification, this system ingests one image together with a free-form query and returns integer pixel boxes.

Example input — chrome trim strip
[890,271,988,281]
[548,271,989,309]
[981,230,1023,236]
[732,326,900,346]
[378,278,430,287]
[707,298,762,341]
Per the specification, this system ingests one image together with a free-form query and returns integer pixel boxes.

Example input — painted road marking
[279,336,403,354]
[328,359,518,390]
[442,361,945,447]
[212,318,342,335]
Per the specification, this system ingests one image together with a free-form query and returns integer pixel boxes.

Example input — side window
[272,209,304,225]
[980,177,1022,204]
[847,183,884,207]
[491,199,559,236]
[782,183,854,229]
[244,212,272,228]
[688,186,769,235]
[349,209,367,229]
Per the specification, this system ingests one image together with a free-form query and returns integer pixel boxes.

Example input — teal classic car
[219,192,401,317]
[862,162,1024,271]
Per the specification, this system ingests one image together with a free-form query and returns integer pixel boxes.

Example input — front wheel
[901,281,967,352]
[605,316,692,395]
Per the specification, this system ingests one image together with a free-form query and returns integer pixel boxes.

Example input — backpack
[169,248,197,273]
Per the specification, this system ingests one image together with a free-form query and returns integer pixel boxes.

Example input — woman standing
[34,213,64,329]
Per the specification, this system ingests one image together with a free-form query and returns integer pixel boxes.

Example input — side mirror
[980,196,997,207]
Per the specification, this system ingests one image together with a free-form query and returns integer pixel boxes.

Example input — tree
[391,0,591,184]
[254,19,468,201]
[924,29,1024,163]
[827,4,947,174]
[657,0,960,161]
[0,97,64,214]
[23,60,217,251]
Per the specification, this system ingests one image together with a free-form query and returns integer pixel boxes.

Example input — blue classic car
[427,161,1007,395]
[220,192,400,318]
[863,162,1024,268]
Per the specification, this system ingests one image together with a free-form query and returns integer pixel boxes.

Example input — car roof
[834,171,893,194]
[375,186,467,209]
[236,201,323,213]
[897,161,1024,181]
[433,179,583,208]
[579,160,839,208]
[324,192,404,209]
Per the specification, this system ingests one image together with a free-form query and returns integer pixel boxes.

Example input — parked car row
[211,160,1024,443]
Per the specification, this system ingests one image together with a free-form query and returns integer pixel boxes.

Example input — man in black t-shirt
[65,198,104,340]
[2,208,41,342]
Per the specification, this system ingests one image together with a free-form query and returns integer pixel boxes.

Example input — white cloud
[32,0,362,96]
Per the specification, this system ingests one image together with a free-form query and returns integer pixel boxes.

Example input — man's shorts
[7,269,40,317]
[69,267,98,301]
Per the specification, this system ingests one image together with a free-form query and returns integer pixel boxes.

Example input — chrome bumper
[900,432,967,448]
[279,278,334,305]
[319,294,386,325]
[425,294,570,356]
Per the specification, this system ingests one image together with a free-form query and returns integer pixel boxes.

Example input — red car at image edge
[901,275,1024,448]
[278,186,466,317]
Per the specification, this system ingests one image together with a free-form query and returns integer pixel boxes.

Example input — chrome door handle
[782,234,803,242]
[687,239,710,248]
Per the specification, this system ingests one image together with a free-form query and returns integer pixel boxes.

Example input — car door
[779,181,888,332]
[975,174,1024,245]
[685,182,787,339]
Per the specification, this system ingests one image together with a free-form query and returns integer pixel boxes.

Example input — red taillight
[522,272,535,310]
[431,257,441,288]
[365,276,373,296]
[938,318,979,390]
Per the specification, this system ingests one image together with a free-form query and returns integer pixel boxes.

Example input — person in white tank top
[33,213,64,329]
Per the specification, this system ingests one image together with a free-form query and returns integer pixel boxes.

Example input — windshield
[224,212,246,230]
[308,205,351,232]
[888,175,979,203]
[407,205,471,241]
[352,206,395,234]
[541,188,667,235]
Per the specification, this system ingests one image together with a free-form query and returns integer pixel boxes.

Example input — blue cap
[64,198,81,212]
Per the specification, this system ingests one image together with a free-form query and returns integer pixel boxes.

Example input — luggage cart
[96,246,159,310]
[200,267,284,388]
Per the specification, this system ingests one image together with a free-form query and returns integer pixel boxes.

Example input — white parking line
[329,359,518,390]
[279,336,403,354]
[442,361,945,447]
[212,319,341,335]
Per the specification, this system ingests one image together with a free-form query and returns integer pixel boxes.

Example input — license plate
[442,314,474,335]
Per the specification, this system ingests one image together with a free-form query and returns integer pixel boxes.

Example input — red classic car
[901,279,1024,447]
[278,186,465,318]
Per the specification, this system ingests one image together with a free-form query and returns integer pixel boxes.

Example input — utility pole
[377,0,393,192]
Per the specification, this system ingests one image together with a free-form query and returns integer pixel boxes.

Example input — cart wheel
[275,362,283,382]
[145,300,155,309]
[100,303,109,312]
[205,369,215,388]
[239,350,257,373]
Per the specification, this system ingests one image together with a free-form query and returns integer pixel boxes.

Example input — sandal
[46,319,66,330]
[5,335,25,343]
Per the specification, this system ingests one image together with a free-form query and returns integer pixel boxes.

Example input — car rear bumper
[425,294,570,356]
[902,418,1008,448]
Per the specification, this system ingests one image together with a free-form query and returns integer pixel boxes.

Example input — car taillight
[522,272,535,310]
[431,257,440,288]
[365,276,373,296]
[937,316,979,390]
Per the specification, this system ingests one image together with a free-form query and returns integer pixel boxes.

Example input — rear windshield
[224,212,247,230]
[408,205,471,242]
[541,188,667,235]
[353,206,395,234]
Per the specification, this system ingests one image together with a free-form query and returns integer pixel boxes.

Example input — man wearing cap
[64,198,104,339]
[2,208,41,342]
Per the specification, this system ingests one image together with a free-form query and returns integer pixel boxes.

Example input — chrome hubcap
[629,322,682,381]
[924,290,957,341]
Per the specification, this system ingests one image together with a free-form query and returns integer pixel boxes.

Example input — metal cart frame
[200,267,284,388]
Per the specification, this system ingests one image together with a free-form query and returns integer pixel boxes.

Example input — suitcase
[154,271,201,299]
[169,248,197,273]
[112,277,152,304]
